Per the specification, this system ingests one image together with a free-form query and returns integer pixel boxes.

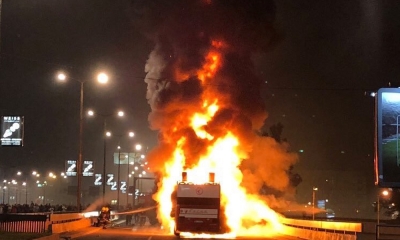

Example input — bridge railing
[280,217,362,240]
[0,213,50,233]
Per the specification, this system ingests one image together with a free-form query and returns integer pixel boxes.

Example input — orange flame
[153,41,283,237]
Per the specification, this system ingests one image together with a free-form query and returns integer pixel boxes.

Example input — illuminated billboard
[65,160,77,176]
[65,160,94,176]
[82,160,94,177]
[1,116,24,146]
[376,88,400,187]
[113,152,141,165]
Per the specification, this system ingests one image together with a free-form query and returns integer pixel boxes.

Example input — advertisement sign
[376,88,400,187]
[106,174,114,185]
[1,116,24,146]
[113,152,141,165]
[83,160,94,177]
[65,160,94,176]
[94,174,102,186]
[65,160,77,176]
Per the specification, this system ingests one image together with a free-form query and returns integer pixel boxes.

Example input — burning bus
[143,1,298,237]
[172,172,225,236]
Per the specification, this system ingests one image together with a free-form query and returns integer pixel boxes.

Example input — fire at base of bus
[171,172,229,237]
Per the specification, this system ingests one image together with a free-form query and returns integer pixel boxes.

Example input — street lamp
[112,131,135,210]
[2,180,6,204]
[312,187,318,220]
[377,189,390,237]
[56,71,108,212]
[15,171,29,204]
[127,144,142,207]
[87,110,124,204]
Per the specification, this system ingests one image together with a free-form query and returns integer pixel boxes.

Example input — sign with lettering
[1,116,24,146]
[94,174,102,186]
[83,160,94,176]
[107,174,114,186]
[65,160,77,176]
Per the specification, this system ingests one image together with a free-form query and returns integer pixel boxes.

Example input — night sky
[0,0,399,187]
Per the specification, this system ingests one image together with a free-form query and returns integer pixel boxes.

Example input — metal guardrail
[281,217,362,233]
[376,224,400,240]
[0,213,50,233]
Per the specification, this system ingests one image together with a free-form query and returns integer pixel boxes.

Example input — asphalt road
[74,226,301,240]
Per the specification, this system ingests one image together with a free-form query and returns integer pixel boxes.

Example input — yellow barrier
[280,217,362,232]
[50,218,91,234]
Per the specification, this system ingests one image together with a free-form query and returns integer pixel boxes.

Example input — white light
[383,92,400,103]
[118,111,124,117]
[142,171,146,175]
[17,171,22,175]
[88,110,94,116]
[106,132,111,137]
[129,132,135,137]
[135,144,142,151]
[134,166,138,170]
[57,73,66,81]
[141,155,145,159]
[97,73,108,84]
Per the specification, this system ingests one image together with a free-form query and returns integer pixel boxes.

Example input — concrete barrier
[280,217,361,240]
[50,218,92,233]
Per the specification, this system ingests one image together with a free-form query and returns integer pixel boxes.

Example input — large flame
[152,41,283,237]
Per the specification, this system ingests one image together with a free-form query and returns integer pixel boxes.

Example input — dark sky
[0,0,399,183]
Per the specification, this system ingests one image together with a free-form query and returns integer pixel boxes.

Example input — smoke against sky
[137,0,298,195]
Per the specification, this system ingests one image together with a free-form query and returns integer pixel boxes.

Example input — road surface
[74,225,301,240]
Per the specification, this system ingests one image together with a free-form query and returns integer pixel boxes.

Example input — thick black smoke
[131,0,297,194]
[132,0,278,126]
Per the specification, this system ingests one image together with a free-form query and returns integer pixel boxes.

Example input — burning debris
[136,0,298,236]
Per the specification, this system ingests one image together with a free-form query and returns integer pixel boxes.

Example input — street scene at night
[2,0,400,240]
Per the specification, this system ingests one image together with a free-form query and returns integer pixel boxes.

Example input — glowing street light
[312,187,318,220]
[87,110,125,204]
[113,132,135,209]
[128,143,142,206]
[56,71,109,212]
[377,188,390,237]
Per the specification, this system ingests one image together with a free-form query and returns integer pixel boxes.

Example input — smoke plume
[136,0,297,196]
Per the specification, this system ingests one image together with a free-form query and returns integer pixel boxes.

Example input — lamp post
[87,110,124,204]
[2,180,6,204]
[112,131,135,210]
[127,144,142,207]
[16,171,28,204]
[57,72,108,212]
[377,189,389,237]
[22,182,27,204]
[312,187,318,220]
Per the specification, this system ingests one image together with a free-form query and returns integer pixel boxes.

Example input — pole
[77,81,84,212]
[43,185,46,204]
[126,154,129,207]
[377,194,380,237]
[25,185,27,204]
[312,189,315,220]
[133,177,137,207]
[117,147,121,210]
[102,119,107,204]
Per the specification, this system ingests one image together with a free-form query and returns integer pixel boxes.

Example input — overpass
[1,210,399,240]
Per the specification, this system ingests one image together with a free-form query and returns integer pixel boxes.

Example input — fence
[0,213,50,233]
